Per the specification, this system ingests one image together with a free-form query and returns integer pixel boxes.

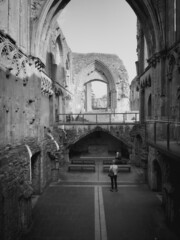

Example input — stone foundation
[147,146,180,225]
[0,144,33,240]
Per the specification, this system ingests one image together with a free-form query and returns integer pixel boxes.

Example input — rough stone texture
[55,125,134,160]
[0,32,42,148]
[0,144,33,240]
[72,53,128,80]
[129,124,148,168]
[0,0,180,238]
[147,146,180,225]
[0,30,63,239]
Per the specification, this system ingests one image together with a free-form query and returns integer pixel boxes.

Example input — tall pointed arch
[31,0,164,62]
[74,59,117,111]
[31,0,70,60]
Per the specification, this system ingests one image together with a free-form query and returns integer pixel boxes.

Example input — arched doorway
[31,0,160,64]
[69,129,129,159]
[31,151,41,194]
[152,159,162,192]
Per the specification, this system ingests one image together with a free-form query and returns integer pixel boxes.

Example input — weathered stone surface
[130,76,140,111]
[1,0,180,238]
[0,144,33,240]
[71,53,130,113]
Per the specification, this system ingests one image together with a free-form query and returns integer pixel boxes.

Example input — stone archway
[31,0,163,63]
[68,126,130,159]
[84,80,108,112]
[31,151,41,194]
[74,59,117,113]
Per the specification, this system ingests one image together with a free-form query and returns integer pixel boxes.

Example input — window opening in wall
[153,160,162,192]
[148,94,152,118]
[174,0,177,33]
[144,37,148,68]
[86,81,108,111]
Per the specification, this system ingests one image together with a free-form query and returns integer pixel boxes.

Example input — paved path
[22,165,179,240]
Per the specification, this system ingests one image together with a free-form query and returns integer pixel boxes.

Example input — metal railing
[145,120,180,156]
[57,112,139,125]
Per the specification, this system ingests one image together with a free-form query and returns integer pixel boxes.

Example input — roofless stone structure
[71,53,130,114]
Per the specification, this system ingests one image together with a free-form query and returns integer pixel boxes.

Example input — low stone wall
[0,144,33,240]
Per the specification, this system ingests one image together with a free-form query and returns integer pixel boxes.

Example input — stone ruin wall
[130,76,140,111]
[0,144,33,240]
[71,53,130,114]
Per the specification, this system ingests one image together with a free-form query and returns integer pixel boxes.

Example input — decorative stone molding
[147,53,161,68]
[167,53,176,81]
[140,75,151,88]
[177,86,180,100]
[147,44,180,77]
[167,44,180,80]
[62,94,71,101]
[41,71,53,97]
[31,0,47,20]
[136,78,140,91]
[54,86,63,97]
[28,55,45,71]
[174,45,180,73]
[0,32,46,89]
[0,32,29,80]
[147,50,166,68]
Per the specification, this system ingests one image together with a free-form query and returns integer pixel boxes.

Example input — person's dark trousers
[110,175,117,190]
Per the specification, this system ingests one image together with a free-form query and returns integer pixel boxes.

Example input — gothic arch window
[55,36,63,65]
[31,151,41,194]
[45,52,54,79]
[148,94,152,118]
[144,36,148,68]
[55,36,65,86]
[75,60,116,113]
[84,80,108,111]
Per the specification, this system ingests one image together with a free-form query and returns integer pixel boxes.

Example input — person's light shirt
[109,164,118,175]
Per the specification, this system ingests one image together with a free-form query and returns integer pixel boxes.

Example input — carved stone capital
[31,0,47,20]
[0,32,29,78]
[174,46,180,73]
[28,56,45,71]
[167,53,176,81]
[177,86,180,100]
[41,71,53,97]
[147,51,166,68]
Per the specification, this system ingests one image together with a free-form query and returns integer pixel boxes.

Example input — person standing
[109,159,118,192]
[116,151,122,160]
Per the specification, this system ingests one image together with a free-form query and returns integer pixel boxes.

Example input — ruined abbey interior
[0,1,180,240]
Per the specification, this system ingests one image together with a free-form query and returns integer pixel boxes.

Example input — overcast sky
[58,0,137,82]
